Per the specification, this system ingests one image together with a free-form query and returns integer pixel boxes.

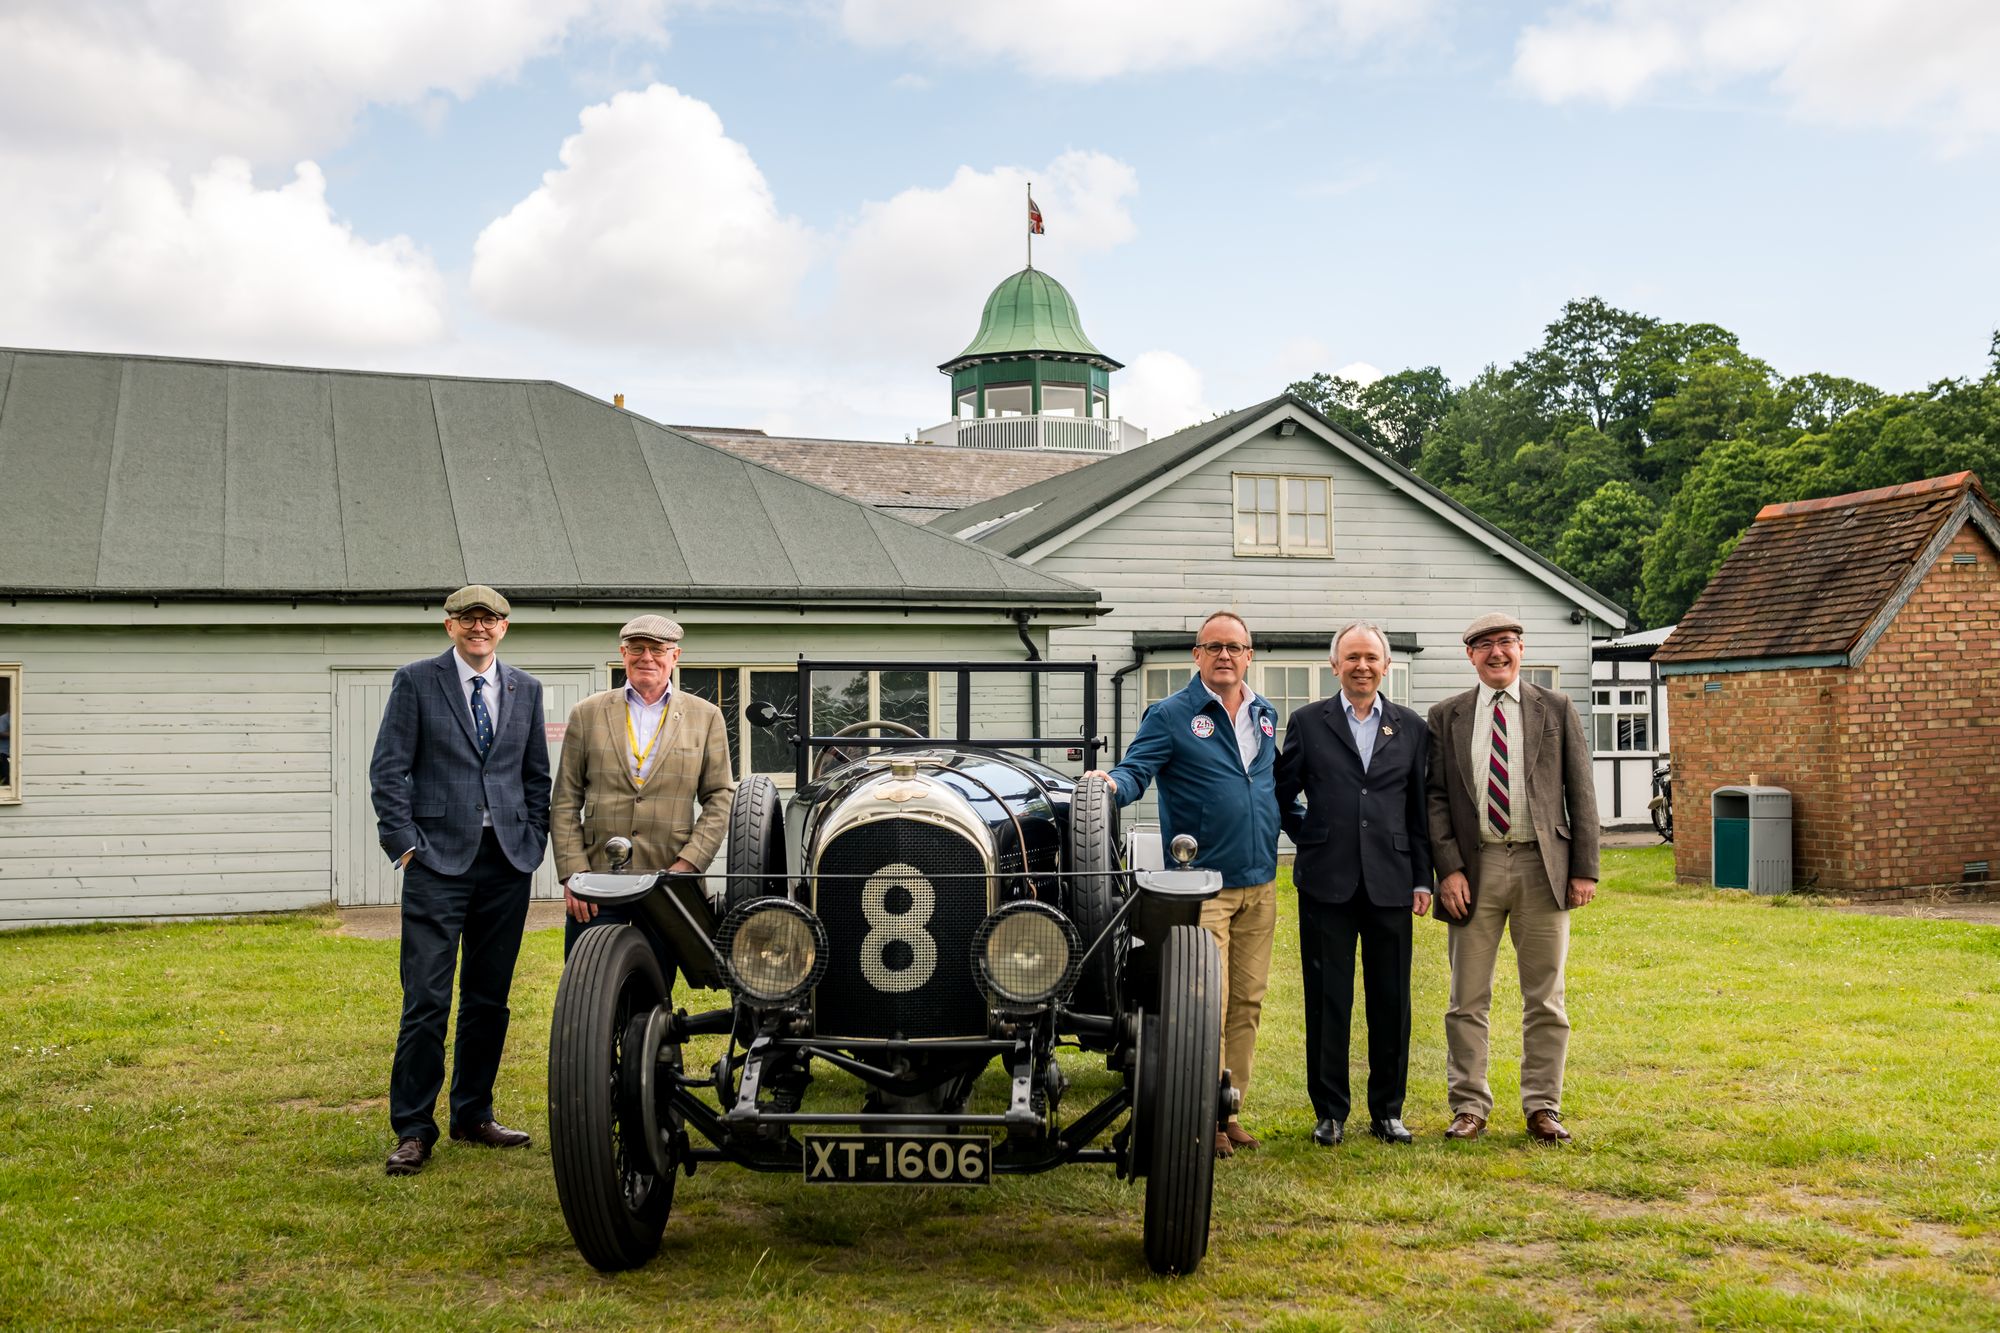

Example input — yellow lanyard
[625,699,667,786]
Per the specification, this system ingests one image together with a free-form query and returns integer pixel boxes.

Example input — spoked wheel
[549,924,677,1271]
[1065,777,1123,1043]
[1141,924,1221,1277]
[726,773,788,911]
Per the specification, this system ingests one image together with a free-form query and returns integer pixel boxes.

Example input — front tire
[1142,924,1221,1277]
[549,925,676,1271]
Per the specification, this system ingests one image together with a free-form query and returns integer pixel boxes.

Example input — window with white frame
[1591,686,1653,753]
[1142,664,1194,714]
[1256,658,1409,745]
[1233,473,1332,556]
[1523,665,1559,691]
[0,664,18,803]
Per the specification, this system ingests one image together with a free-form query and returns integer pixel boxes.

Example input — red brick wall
[1669,524,2000,892]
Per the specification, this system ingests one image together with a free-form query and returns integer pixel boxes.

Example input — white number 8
[860,862,937,993]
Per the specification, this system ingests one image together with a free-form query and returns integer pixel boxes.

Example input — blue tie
[471,675,495,759]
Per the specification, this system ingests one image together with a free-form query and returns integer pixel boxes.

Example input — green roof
[941,268,1120,371]
[0,347,1100,610]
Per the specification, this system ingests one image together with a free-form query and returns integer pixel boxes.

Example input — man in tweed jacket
[551,614,735,959]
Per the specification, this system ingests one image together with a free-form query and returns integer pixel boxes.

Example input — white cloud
[832,152,1140,358]
[0,0,669,165]
[470,84,815,344]
[5,157,445,361]
[1334,360,1384,385]
[1512,1,2000,143]
[840,0,1432,79]
[1117,351,1212,437]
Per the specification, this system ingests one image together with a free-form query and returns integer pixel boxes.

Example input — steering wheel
[812,718,925,780]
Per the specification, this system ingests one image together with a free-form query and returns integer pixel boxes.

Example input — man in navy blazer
[1276,621,1433,1148]
[370,584,551,1176]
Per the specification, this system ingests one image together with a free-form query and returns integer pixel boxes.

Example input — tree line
[1288,298,2000,627]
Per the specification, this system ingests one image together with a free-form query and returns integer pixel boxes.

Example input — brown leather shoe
[1526,1109,1573,1144]
[1444,1112,1487,1140]
[451,1119,531,1149]
[1223,1121,1260,1150]
[1213,1130,1235,1159]
[385,1137,430,1175]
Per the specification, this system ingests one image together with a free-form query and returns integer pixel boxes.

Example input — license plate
[802,1133,991,1186]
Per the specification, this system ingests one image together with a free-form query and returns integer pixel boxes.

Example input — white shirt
[454,650,500,827]
[1470,677,1535,843]
[1202,681,1260,772]
[624,682,671,783]
[1342,693,1382,771]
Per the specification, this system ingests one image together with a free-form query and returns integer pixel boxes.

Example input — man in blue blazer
[371,584,551,1176]
[1090,610,1281,1158]
[1277,621,1433,1148]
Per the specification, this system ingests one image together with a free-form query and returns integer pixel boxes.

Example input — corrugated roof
[0,347,1099,608]
[685,429,1097,518]
[1654,472,1994,664]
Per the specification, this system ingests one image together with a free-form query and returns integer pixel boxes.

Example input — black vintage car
[546,659,1231,1276]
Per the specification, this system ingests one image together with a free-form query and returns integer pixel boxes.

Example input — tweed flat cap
[1462,611,1525,644]
[444,584,511,617]
[619,614,684,644]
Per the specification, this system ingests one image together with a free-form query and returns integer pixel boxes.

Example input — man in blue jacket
[1089,610,1280,1158]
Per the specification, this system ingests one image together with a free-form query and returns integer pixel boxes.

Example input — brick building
[1653,472,2000,894]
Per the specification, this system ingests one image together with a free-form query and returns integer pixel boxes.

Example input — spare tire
[1065,776,1123,1029]
[725,774,786,911]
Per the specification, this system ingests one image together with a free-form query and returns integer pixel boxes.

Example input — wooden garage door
[332,668,596,906]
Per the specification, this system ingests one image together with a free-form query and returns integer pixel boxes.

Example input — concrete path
[337,901,570,941]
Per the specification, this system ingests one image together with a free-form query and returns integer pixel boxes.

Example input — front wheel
[1142,924,1221,1276]
[549,924,676,1271]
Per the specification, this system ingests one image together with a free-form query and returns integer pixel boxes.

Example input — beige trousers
[1445,842,1571,1119]
[1199,880,1276,1116]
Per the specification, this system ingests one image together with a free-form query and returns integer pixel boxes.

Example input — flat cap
[1462,611,1525,644]
[444,584,511,617]
[620,614,684,644]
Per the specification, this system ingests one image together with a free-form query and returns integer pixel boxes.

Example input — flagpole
[1027,181,1033,270]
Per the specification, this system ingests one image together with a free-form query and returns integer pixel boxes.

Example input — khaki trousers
[1198,880,1276,1115]
[1445,842,1571,1119]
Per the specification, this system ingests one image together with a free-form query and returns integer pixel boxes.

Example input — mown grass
[3,847,1999,1330]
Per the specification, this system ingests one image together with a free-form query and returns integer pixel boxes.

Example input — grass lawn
[4,846,1999,1330]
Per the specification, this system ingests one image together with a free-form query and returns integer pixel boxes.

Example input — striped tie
[1486,695,1511,836]
[470,675,495,760]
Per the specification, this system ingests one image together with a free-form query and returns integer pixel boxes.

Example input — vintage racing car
[546,659,1231,1276]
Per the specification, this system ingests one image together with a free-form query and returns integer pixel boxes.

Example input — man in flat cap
[552,615,735,958]
[371,585,551,1176]
[1426,612,1598,1145]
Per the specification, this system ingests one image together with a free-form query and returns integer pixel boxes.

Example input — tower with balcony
[918,267,1147,454]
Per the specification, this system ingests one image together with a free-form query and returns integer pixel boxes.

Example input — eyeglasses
[1196,642,1252,657]
[621,642,679,659]
[1469,635,1522,652]
[453,614,504,629]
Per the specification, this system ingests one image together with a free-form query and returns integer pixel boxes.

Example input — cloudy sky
[3,1,1996,441]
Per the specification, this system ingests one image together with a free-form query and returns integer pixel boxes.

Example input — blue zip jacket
[1107,675,1280,889]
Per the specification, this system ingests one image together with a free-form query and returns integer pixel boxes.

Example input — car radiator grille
[812,819,989,1041]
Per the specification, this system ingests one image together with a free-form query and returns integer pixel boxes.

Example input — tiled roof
[689,430,1099,518]
[1654,472,1993,663]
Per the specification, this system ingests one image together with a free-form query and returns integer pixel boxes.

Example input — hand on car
[1437,870,1471,919]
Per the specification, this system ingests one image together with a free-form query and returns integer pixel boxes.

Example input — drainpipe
[1013,612,1041,739]
[1110,653,1148,762]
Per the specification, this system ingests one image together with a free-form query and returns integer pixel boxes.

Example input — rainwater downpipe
[1013,612,1041,739]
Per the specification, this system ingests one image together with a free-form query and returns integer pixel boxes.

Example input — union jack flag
[1028,195,1045,235]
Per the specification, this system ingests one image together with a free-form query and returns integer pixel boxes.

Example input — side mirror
[1169,834,1198,866]
[605,836,634,873]
[746,701,780,728]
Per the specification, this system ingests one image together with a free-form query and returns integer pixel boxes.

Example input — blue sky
[2,2,1995,441]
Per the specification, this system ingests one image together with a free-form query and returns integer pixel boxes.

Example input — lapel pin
[1381,725,1395,736]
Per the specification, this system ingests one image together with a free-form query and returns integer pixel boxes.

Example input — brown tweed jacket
[551,688,735,879]
[1425,680,1600,920]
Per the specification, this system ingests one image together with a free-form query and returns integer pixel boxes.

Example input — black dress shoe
[1369,1118,1414,1144]
[1311,1117,1344,1146]
[450,1119,531,1149]
[385,1137,431,1175]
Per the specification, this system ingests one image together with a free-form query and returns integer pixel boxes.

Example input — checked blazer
[551,688,735,879]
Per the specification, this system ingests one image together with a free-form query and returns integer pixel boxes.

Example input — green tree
[1638,434,1825,625]
[1287,366,1456,468]
[1286,372,1381,452]
[1518,296,1657,431]
[1554,479,1657,612]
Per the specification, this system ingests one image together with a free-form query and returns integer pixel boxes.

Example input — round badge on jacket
[1190,715,1215,738]
[1259,717,1275,737]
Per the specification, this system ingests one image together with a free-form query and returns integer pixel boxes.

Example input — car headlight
[719,897,827,1005]
[972,900,1082,1008]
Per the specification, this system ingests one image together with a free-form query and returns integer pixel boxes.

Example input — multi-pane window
[0,665,17,803]
[1233,473,1332,556]
[1139,657,1409,752]
[1523,666,1559,691]
[1591,686,1653,753]
[1142,665,1194,712]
